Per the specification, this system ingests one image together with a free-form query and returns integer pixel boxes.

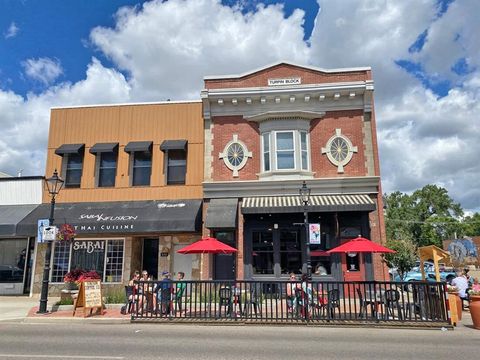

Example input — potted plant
[468,289,480,330]
[63,269,86,290]
[77,270,101,282]
[57,224,77,242]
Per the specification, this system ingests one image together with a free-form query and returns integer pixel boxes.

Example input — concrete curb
[23,316,130,325]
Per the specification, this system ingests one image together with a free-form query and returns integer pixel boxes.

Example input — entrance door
[341,238,365,282]
[142,238,159,280]
[214,232,236,280]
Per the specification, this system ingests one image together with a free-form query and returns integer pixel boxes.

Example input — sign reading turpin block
[73,280,103,317]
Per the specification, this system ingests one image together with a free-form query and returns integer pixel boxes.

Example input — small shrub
[104,289,126,304]
[55,298,74,306]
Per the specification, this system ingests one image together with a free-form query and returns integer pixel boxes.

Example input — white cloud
[4,21,19,39]
[0,58,131,177]
[90,0,310,101]
[22,57,63,85]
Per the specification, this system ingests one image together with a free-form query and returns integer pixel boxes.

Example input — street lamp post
[37,169,64,314]
[299,181,312,280]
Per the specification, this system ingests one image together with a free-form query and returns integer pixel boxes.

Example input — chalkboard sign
[73,280,103,317]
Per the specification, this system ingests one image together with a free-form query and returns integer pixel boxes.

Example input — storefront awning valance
[89,142,119,154]
[160,140,188,152]
[55,144,85,155]
[0,204,39,237]
[17,200,202,237]
[124,141,152,153]
[241,194,375,214]
[205,198,238,229]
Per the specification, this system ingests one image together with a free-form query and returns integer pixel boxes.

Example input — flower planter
[470,295,480,330]
[65,282,78,291]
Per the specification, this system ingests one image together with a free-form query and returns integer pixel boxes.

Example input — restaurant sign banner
[309,223,321,244]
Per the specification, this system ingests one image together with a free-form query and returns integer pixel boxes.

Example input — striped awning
[241,194,375,214]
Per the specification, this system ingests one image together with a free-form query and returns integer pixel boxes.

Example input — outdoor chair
[123,285,134,314]
[384,289,405,320]
[243,286,260,317]
[325,289,341,320]
[356,288,376,319]
[218,287,232,317]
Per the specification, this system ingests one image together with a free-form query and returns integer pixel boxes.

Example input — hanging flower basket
[57,224,77,242]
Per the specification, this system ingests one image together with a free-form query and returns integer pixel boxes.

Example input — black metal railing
[129,280,449,325]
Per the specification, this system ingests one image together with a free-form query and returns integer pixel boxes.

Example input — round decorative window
[226,142,245,167]
[321,129,358,173]
[219,134,252,177]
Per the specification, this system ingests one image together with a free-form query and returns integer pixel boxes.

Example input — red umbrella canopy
[177,237,237,254]
[327,236,395,254]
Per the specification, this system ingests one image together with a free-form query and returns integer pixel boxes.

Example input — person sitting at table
[128,270,143,312]
[471,277,480,292]
[451,270,469,301]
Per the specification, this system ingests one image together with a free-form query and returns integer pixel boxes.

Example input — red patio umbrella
[327,236,395,254]
[176,237,237,254]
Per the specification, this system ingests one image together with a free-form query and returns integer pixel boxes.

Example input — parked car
[392,261,456,291]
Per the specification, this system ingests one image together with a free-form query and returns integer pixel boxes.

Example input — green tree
[383,239,417,281]
[463,213,480,236]
[385,185,465,247]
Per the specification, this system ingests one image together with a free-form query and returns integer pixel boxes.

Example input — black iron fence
[128,280,449,325]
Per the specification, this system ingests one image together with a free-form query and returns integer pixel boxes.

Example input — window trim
[50,238,125,284]
[261,133,271,172]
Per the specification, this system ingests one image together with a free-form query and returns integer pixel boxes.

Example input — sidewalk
[0,295,42,322]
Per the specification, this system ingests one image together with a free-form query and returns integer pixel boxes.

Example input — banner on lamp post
[309,223,321,244]
[37,219,50,243]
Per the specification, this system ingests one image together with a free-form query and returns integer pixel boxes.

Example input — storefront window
[51,241,70,283]
[280,230,302,274]
[166,149,186,185]
[0,239,27,282]
[252,231,274,274]
[50,239,124,283]
[310,242,332,276]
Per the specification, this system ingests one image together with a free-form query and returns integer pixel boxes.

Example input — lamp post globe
[299,181,312,280]
[37,169,64,314]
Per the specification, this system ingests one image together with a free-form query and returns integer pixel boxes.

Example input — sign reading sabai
[73,280,103,317]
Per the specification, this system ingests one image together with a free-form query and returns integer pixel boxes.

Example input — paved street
[0,322,477,360]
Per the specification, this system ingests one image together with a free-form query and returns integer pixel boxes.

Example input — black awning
[0,204,39,237]
[160,140,188,152]
[89,142,119,154]
[17,200,202,237]
[205,198,238,229]
[124,141,152,153]
[55,144,85,155]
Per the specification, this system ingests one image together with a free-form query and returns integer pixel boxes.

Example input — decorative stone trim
[219,134,252,177]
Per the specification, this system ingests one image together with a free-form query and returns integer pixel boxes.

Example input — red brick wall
[211,115,260,181]
[311,110,367,177]
[205,63,371,89]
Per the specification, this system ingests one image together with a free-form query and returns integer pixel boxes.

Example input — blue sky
[1,0,479,212]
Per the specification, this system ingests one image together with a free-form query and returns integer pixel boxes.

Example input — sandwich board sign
[73,280,103,317]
